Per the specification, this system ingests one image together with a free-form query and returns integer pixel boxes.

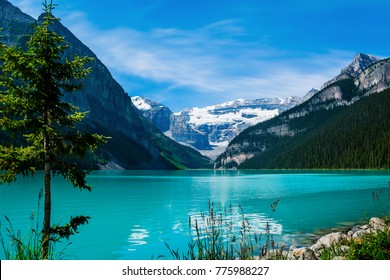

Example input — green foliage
[50,216,90,241]
[0,1,105,259]
[319,242,349,260]
[0,2,105,185]
[319,228,390,260]
[321,183,390,260]
[0,215,52,260]
[145,118,212,169]
[2,0,210,170]
[346,228,390,260]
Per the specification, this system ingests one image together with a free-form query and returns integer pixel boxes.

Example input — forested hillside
[238,89,390,169]
[216,56,390,170]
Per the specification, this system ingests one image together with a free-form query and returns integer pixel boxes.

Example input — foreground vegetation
[320,222,390,260]
[0,190,68,260]
[347,228,389,260]
[164,199,389,260]
[164,200,284,260]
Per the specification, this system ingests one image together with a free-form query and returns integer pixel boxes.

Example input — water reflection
[187,205,283,242]
[128,225,149,251]
[172,222,184,233]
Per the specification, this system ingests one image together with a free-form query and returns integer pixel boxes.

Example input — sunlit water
[0,170,389,259]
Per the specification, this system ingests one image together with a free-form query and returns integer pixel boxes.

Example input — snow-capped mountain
[132,96,301,159]
[132,53,382,161]
[132,96,211,152]
[132,96,173,132]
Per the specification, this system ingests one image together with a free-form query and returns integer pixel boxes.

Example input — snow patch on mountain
[132,96,153,110]
[183,105,279,127]
[181,98,299,127]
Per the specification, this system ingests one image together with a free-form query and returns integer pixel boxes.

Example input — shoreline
[262,217,389,260]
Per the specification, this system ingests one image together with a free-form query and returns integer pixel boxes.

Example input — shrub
[346,228,390,260]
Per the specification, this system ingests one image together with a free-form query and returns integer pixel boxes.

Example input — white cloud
[8,1,356,108]
[61,13,354,104]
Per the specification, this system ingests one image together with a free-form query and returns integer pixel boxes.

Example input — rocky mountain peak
[132,96,163,110]
[215,53,390,170]
[301,88,320,103]
[0,0,35,46]
[0,0,33,23]
[341,53,381,76]
[321,53,381,90]
[0,0,21,12]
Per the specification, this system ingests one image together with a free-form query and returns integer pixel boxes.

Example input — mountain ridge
[321,53,381,90]
[215,54,390,169]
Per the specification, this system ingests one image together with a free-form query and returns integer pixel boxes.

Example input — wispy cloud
[8,1,355,110]
[63,13,352,99]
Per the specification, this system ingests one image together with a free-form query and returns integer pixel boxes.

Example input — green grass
[346,228,390,260]
[0,215,42,260]
[0,189,70,260]
[164,201,284,260]
[0,214,65,260]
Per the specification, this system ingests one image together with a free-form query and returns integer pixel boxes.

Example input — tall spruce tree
[0,1,106,259]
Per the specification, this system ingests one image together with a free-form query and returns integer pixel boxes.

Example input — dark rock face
[170,114,211,150]
[150,107,172,132]
[131,96,173,132]
[0,0,35,46]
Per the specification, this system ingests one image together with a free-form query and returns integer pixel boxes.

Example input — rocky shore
[263,217,388,260]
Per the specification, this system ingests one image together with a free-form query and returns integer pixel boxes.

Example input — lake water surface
[0,170,389,259]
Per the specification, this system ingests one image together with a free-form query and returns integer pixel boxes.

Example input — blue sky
[9,0,390,111]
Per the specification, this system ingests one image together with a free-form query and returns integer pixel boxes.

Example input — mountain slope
[216,55,390,169]
[132,96,301,159]
[0,0,210,169]
[132,96,212,152]
[0,0,34,46]
[274,89,390,169]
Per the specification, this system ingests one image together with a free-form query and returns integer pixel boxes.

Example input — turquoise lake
[0,170,389,260]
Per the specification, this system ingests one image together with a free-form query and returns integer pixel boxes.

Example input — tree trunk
[41,135,51,259]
